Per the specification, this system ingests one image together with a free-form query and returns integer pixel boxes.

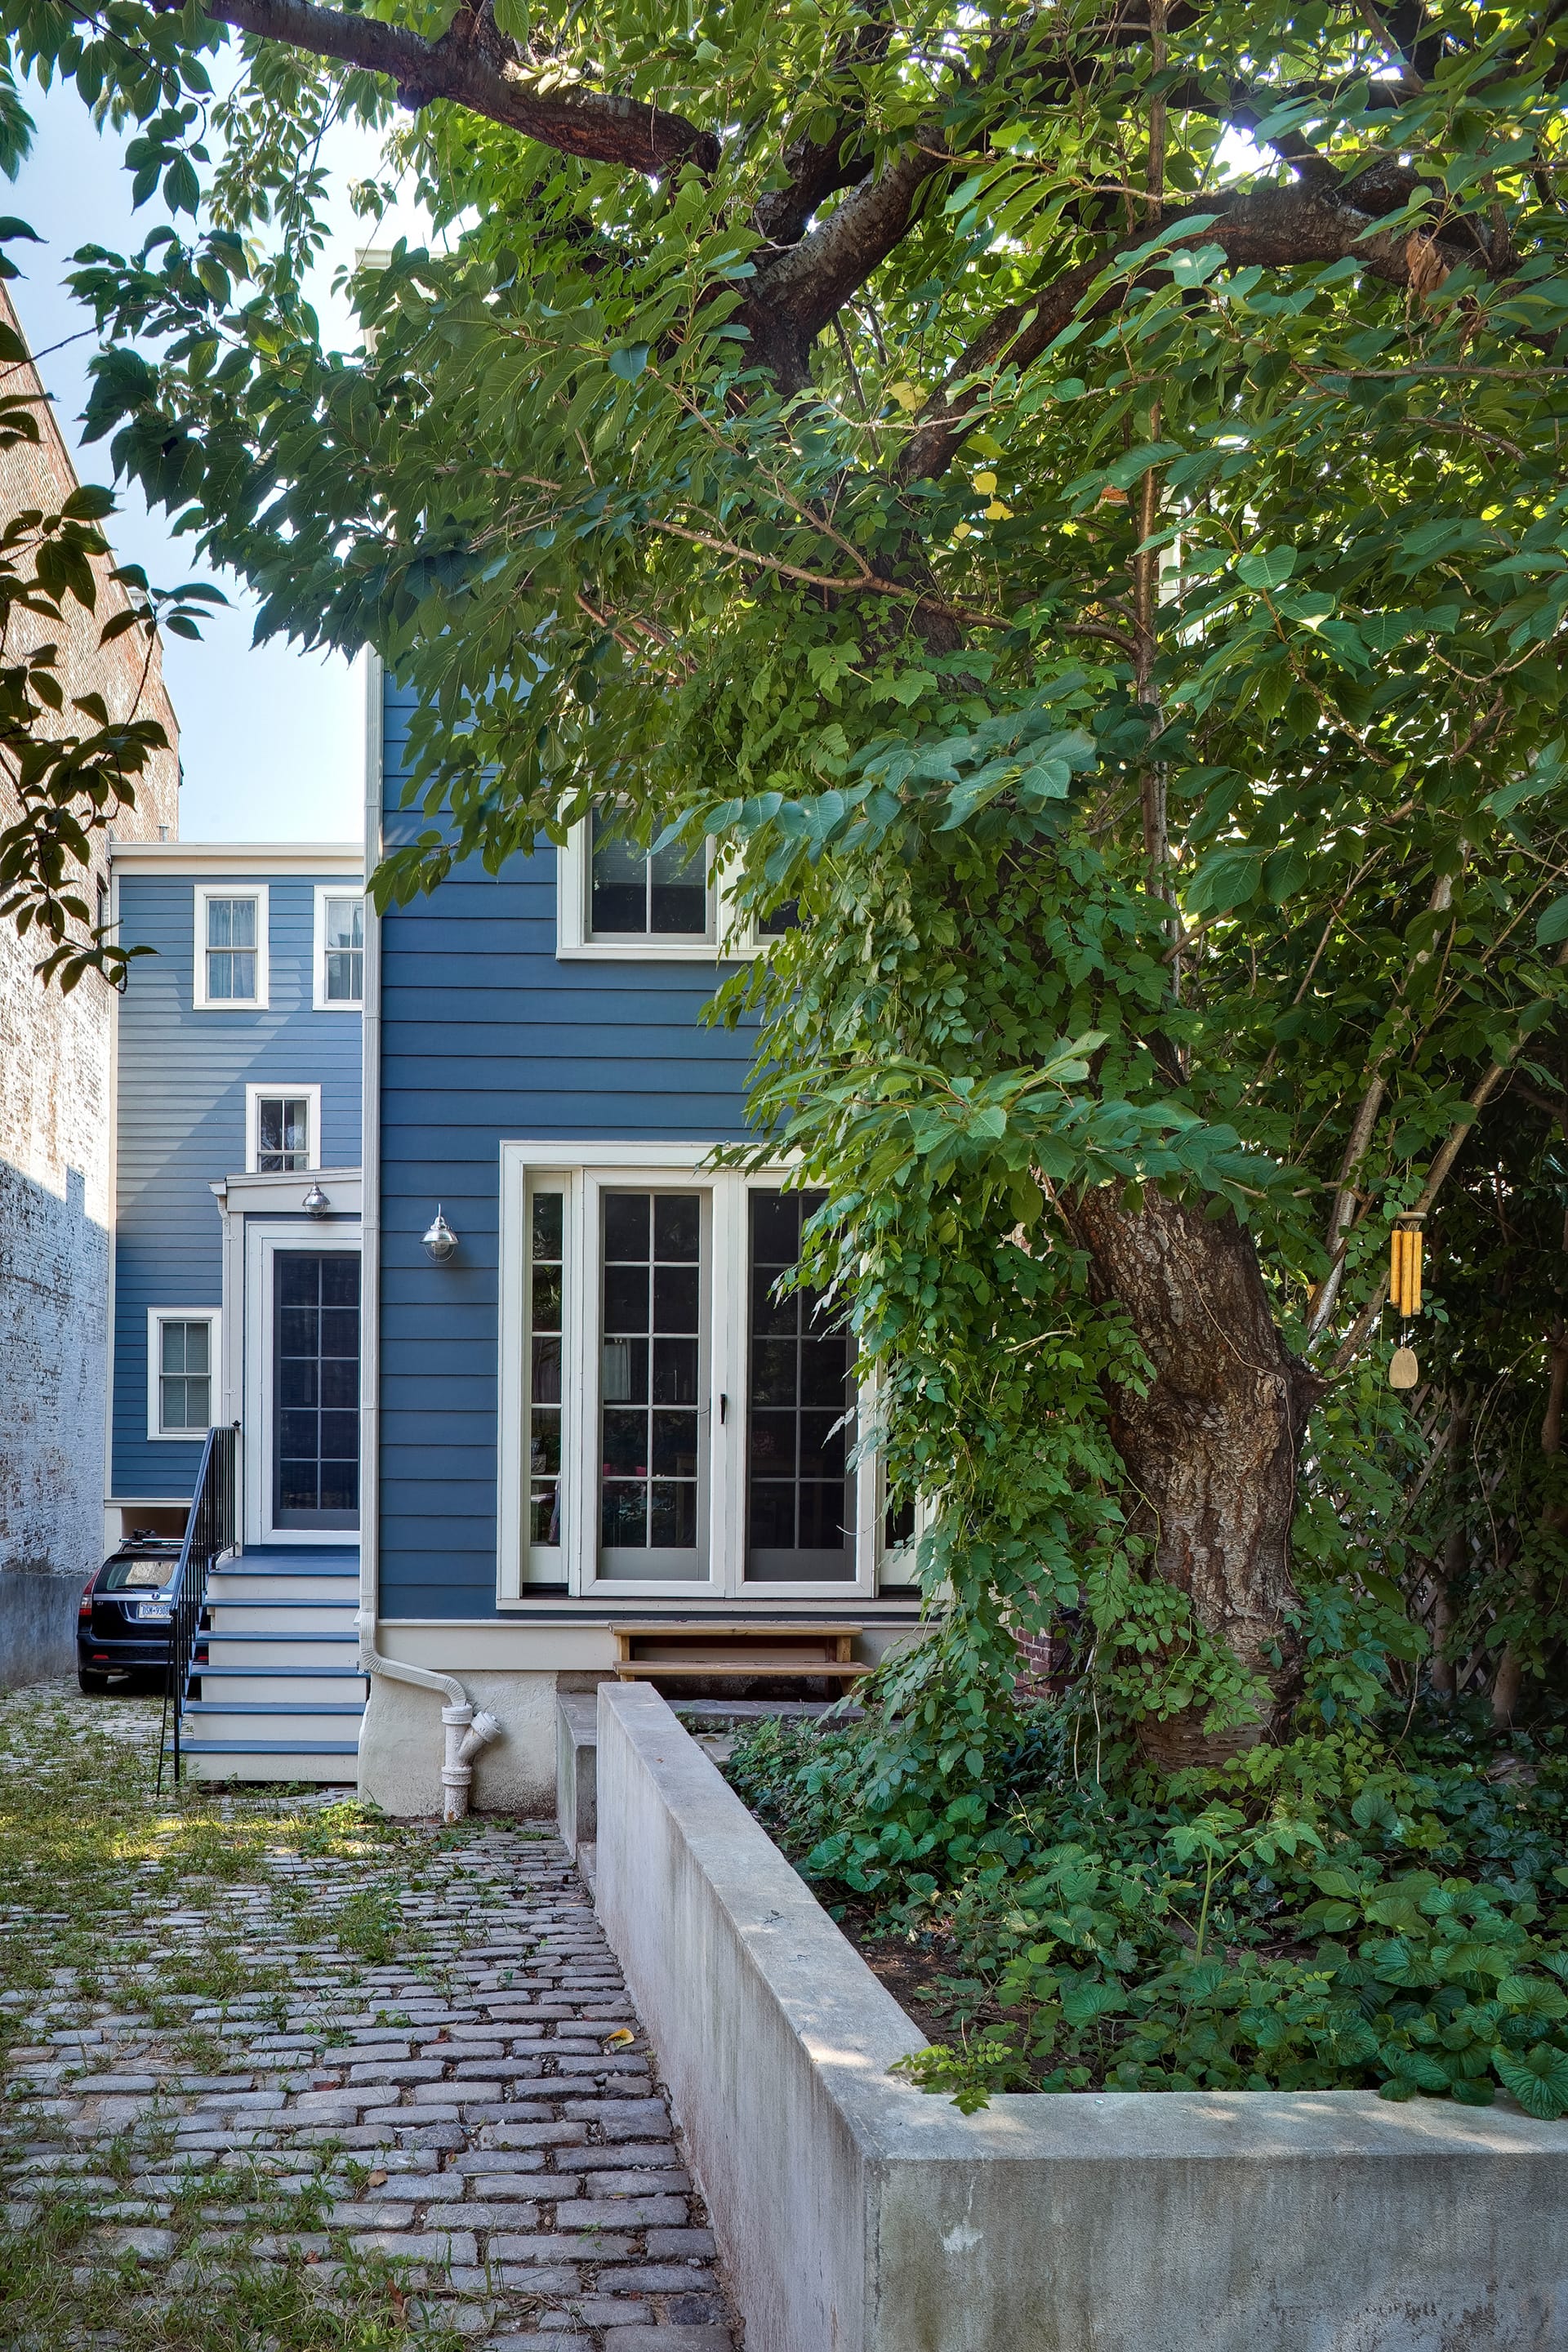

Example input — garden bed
[594,1681,1568,2352]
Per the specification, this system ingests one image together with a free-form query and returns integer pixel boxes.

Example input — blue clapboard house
[103,666,920,1805]
[355,660,920,1815]
[104,840,366,1774]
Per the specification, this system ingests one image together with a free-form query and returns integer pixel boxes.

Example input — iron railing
[157,1421,239,1792]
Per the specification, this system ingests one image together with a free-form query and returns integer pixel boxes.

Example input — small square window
[246,1084,322,1174]
[148,1310,220,1439]
[314,886,366,1009]
[194,884,269,1009]
[589,808,713,942]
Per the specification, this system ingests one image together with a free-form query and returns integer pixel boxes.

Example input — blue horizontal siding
[113,870,363,1499]
[375,670,755,1618]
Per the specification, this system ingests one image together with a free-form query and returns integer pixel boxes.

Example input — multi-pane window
[275,1253,359,1525]
[204,894,259,1001]
[528,1189,565,1556]
[322,895,364,1004]
[590,808,711,940]
[599,1191,706,1577]
[256,1094,311,1173]
[746,1190,856,1581]
[158,1319,212,1437]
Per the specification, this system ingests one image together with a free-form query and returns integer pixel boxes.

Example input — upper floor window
[194,884,270,1009]
[247,1083,322,1174]
[148,1308,219,1440]
[314,887,366,1010]
[590,807,714,943]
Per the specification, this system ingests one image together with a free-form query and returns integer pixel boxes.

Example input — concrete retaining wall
[0,1566,82,1688]
[595,1682,1568,2352]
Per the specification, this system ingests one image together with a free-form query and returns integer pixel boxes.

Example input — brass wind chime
[1388,1215,1424,1389]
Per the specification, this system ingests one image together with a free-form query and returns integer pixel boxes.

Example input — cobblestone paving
[0,1688,738,2350]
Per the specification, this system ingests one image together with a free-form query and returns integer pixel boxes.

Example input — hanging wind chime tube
[1389,1217,1424,1389]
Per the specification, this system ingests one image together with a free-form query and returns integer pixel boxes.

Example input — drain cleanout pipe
[357,652,501,1823]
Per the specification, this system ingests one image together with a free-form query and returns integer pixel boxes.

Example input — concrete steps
[178,1546,366,1784]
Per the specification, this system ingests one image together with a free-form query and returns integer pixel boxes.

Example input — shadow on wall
[0,1563,82,1688]
[0,1158,108,1687]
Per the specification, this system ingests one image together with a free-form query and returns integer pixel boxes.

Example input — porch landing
[179,1544,366,1783]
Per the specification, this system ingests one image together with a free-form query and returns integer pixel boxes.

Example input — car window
[100,1558,176,1592]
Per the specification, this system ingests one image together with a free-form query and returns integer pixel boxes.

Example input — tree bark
[1070,1187,1325,1766]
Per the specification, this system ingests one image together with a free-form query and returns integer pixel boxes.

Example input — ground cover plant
[4,0,1568,2109]
[728,1693,1568,2113]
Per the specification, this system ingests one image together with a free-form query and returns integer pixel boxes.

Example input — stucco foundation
[357,1667,603,1815]
[595,1681,1568,2352]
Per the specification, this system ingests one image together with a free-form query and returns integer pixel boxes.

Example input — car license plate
[135,1602,172,1621]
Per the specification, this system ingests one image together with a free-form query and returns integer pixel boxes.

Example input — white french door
[497,1144,881,1603]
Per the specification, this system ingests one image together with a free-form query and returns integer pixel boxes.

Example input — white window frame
[556,817,775,962]
[245,1083,323,1175]
[498,1140,896,1606]
[146,1308,221,1441]
[193,883,270,1010]
[312,883,367,1010]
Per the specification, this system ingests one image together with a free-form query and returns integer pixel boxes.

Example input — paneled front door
[274,1252,359,1530]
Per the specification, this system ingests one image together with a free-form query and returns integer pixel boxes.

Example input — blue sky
[10,76,422,845]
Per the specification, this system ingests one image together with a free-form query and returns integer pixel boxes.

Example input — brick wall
[0,281,180,1599]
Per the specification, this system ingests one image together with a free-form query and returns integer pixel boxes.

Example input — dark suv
[77,1537,185,1693]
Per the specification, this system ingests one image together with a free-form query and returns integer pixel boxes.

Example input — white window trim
[245,1082,323,1174]
[497,1140,898,1607]
[146,1307,221,1441]
[555,818,767,962]
[193,883,270,1010]
[312,881,366,1010]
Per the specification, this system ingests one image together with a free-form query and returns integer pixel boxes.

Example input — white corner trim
[359,648,385,1652]
[244,1081,323,1174]
[312,880,367,1011]
[193,881,270,1010]
[145,1307,222,1441]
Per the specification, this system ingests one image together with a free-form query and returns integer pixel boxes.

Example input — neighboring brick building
[0,279,180,1674]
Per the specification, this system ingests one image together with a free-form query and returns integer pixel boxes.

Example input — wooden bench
[612,1624,867,1682]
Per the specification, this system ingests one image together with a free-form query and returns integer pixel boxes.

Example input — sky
[9,74,424,846]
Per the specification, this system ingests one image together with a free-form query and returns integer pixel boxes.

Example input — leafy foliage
[728,1698,1568,2113]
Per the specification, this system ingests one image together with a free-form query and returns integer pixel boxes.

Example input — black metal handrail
[157,1421,239,1792]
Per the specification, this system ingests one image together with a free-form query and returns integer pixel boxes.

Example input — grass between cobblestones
[0,1685,736,2352]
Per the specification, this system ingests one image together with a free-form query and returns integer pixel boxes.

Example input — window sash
[157,1318,212,1435]
[587,807,715,942]
[256,1095,310,1173]
[323,895,364,1003]
[205,895,260,1001]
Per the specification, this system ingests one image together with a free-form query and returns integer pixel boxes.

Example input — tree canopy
[6,0,1568,1732]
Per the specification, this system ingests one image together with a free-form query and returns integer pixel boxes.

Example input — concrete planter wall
[595,1682,1568,2352]
[0,1566,83,1689]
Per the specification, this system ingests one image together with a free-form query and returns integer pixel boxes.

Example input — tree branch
[167,0,720,172]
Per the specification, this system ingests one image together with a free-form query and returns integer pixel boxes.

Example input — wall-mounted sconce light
[422,1205,459,1265]
[301,1182,332,1219]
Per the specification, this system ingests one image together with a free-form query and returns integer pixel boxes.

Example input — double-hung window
[314,887,365,1009]
[147,1309,220,1439]
[500,1147,903,1601]
[194,885,269,1009]
[555,807,800,960]
[247,1084,322,1174]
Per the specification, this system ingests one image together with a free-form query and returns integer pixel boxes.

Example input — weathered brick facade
[0,281,180,1624]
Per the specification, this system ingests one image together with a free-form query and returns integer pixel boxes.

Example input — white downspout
[357,648,501,1820]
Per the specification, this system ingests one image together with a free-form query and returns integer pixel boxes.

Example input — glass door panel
[746,1190,857,1581]
[274,1251,359,1530]
[597,1189,709,1579]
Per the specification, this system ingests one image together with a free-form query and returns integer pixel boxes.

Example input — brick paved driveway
[0,1685,738,2351]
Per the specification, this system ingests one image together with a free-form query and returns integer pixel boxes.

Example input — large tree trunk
[1069,1187,1325,1768]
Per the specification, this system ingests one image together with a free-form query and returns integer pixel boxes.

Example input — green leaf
[608,344,650,381]
[1535,898,1568,950]
[1494,2045,1568,2121]
[1236,547,1297,592]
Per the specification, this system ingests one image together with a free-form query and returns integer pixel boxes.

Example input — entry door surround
[242,1217,363,1547]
